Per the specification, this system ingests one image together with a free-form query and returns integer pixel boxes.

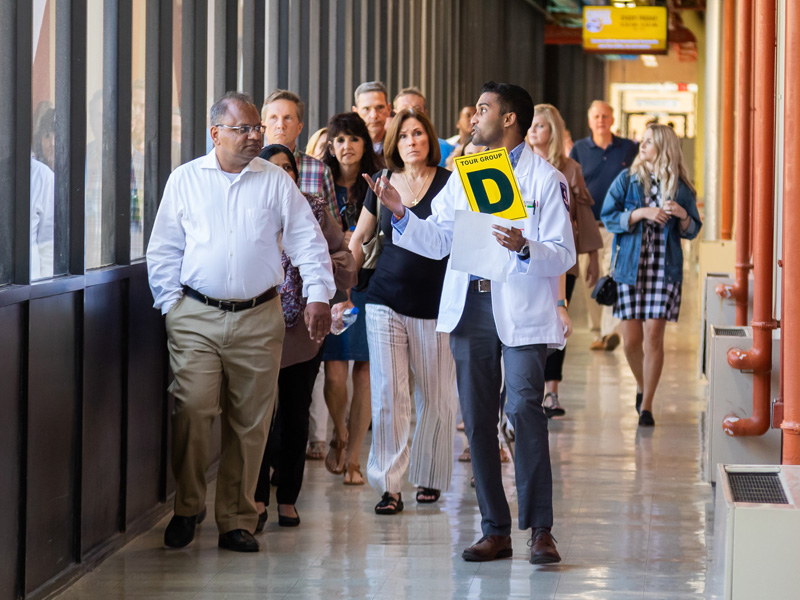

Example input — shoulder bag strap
[374,168,389,228]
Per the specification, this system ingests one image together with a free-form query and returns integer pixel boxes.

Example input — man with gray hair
[262,89,341,228]
[352,81,391,165]
[147,91,335,553]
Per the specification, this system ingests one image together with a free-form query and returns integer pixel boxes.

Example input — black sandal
[416,487,441,504]
[374,492,403,515]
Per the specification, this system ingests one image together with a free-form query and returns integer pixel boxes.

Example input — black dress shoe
[278,510,300,527]
[636,392,643,415]
[218,529,260,552]
[255,510,268,534]
[164,507,206,548]
[639,410,655,427]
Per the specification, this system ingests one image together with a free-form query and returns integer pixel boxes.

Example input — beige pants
[579,224,620,337]
[165,294,285,534]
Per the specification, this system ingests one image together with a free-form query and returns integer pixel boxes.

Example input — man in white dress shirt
[368,82,575,565]
[147,91,335,553]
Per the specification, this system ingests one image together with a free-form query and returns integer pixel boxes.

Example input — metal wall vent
[713,327,747,337]
[728,472,789,504]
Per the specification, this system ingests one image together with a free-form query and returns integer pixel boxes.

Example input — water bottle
[330,307,359,335]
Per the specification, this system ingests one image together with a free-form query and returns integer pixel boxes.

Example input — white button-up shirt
[147,149,335,314]
[394,145,576,347]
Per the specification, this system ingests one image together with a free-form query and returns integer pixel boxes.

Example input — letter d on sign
[466,168,514,214]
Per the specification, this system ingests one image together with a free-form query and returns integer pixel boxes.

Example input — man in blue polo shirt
[570,100,638,351]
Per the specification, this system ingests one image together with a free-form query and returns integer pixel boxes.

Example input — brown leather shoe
[461,535,513,562]
[529,528,561,564]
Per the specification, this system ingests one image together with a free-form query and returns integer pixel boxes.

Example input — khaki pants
[165,294,285,534]
[579,224,620,338]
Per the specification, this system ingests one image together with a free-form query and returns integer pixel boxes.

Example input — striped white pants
[365,303,458,494]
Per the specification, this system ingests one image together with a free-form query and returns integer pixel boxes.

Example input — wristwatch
[557,299,568,308]
[516,242,531,260]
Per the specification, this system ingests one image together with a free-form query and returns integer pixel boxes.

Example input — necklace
[402,169,432,206]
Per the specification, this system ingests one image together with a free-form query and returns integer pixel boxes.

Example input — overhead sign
[582,6,668,55]
[453,147,527,221]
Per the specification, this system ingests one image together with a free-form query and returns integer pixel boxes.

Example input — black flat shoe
[638,410,655,427]
[255,509,268,533]
[636,392,643,415]
[278,511,300,527]
[218,529,260,552]
[164,507,206,548]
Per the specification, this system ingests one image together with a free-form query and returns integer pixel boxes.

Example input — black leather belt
[468,279,492,293]
[182,285,278,312]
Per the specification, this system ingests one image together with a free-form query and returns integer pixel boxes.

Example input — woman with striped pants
[351,108,457,514]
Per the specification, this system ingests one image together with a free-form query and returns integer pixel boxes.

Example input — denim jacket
[600,170,702,286]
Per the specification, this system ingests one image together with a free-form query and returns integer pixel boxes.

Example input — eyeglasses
[214,124,266,135]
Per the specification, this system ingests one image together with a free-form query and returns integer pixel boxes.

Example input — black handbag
[591,241,620,306]
[591,275,617,306]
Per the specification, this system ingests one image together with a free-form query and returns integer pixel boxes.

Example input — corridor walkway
[55,276,716,600]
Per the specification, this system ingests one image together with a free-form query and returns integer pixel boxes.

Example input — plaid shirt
[294,150,342,229]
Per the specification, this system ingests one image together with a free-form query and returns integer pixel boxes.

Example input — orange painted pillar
[723,0,777,437]
[720,0,736,240]
[782,0,800,464]
[715,0,754,324]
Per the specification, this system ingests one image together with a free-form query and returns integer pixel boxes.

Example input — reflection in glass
[237,0,244,90]
[85,0,107,269]
[131,0,146,258]
[171,0,182,170]
[31,0,55,280]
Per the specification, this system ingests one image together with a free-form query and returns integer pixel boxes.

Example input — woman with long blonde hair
[527,104,603,417]
[601,123,702,426]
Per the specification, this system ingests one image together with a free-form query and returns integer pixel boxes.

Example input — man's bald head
[588,100,613,117]
[587,100,614,140]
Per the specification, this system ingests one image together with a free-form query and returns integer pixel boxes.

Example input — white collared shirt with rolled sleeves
[147,149,335,315]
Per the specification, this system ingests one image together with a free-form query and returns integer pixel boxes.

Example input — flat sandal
[324,437,347,475]
[416,487,441,503]
[375,492,403,515]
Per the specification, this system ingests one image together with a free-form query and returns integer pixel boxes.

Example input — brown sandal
[343,463,365,485]
[325,436,347,474]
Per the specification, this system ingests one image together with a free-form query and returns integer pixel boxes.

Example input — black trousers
[255,346,324,507]
[544,273,577,382]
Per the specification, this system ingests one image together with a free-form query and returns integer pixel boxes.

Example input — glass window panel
[207,0,216,152]
[85,0,110,269]
[31,0,56,281]
[171,0,182,170]
[131,0,146,259]
[237,0,244,91]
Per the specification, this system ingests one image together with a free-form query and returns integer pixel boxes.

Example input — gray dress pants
[449,289,553,536]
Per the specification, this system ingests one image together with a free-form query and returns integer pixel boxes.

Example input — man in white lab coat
[367,82,575,564]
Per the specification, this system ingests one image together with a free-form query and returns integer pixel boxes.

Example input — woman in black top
[351,108,457,515]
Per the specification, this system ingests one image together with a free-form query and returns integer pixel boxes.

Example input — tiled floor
[56,276,720,599]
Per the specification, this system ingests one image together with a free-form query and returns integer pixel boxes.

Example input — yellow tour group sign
[582,6,668,54]
[453,147,527,221]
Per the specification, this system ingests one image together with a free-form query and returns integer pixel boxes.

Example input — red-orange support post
[719,0,736,240]
[723,0,777,437]
[715,0,754,325]
[782,0,800,464]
